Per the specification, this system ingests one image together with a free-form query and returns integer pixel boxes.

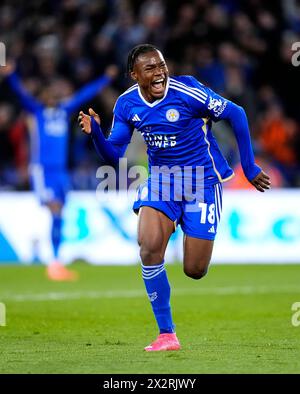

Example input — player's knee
[139,242,164,265]
[184,266,208,280]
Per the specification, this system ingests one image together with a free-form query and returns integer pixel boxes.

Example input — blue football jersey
[109,75,234,184]
[29,107,69,169]
[8,72,110,170]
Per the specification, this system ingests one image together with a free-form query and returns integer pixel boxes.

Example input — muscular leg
[138,206,174,265]
[138,207,177,339]
[183,235,214,280]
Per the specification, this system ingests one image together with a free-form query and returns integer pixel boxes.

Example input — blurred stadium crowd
[0,0,300,190]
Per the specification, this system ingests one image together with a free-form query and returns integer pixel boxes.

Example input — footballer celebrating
[1,61,118,281]
[78,44,270,351]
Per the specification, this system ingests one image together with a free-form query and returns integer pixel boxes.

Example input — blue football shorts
[133,179,223,241]
[30,164,70,205]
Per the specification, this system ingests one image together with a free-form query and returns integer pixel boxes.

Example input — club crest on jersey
[166,109,180,122]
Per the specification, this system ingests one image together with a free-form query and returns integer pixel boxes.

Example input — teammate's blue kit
[90,75,261,240]
[7,71,111,204]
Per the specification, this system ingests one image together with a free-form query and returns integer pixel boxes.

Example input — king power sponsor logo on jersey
[142,132,177,148]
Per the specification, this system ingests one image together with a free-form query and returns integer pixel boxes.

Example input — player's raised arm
[1,60,42,113]
[63,65,119,113]
[78,106,132,167]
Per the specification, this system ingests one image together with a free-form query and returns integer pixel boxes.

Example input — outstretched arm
[78,108,132,167]
[181,76,271,192]
[220,102,271,192]
[63,65,118,113]
[1,61,41,113]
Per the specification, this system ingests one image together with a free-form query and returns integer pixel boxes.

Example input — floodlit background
[0,0,299,264]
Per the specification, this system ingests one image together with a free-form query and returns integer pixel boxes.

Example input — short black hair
[126,44,159,75]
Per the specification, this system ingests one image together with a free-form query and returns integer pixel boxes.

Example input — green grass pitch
[0,263,299,374]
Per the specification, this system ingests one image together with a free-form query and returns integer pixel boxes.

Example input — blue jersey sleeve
[179,76,261,181]
[90,97,133,166]
[219,101,261,181]
[179,76,228,121]
[108,97,134,145]
[7,72,42,113]
[62,75,111,114]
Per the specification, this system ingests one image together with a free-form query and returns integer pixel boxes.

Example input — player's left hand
[78,108,100,134]
[78,111,91,134]
[250,170,271,192]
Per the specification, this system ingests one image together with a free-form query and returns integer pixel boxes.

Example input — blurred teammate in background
[1,62,118,281]
[78,44,270,351]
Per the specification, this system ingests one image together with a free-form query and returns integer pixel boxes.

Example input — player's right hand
[250,170,271,192]
[78,108,100,134]
[0,60,16,77]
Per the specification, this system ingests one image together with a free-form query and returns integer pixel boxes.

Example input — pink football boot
[46,261,78,281]
[144,333,181,352]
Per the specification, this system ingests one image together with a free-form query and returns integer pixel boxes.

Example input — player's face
[131,50,169,102]
[40,87,58,108]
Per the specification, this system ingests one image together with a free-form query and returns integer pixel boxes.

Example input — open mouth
[151,78,166,95]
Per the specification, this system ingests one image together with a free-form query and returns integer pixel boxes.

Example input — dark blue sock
[51,214,63,259]
[142,261,175,334]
